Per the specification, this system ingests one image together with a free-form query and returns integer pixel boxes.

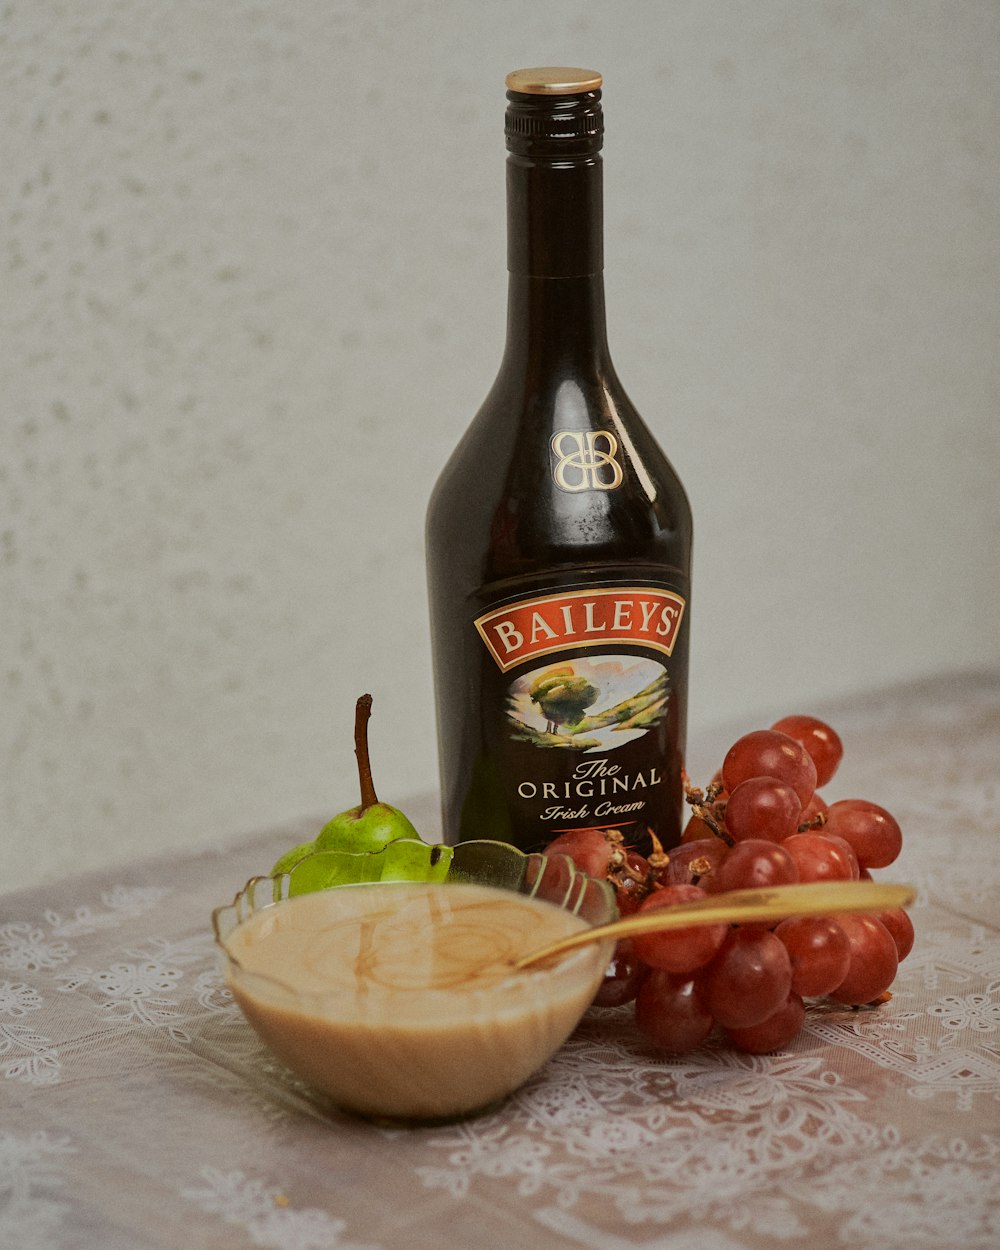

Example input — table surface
[3,671,999,1250]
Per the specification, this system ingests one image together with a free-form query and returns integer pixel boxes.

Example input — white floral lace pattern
[0,991,61,1087]
[0,924,74,974]
[181,1168,382,1250]
[0,681,997,1250]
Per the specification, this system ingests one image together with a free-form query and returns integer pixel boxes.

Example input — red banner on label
[475,587,686,673]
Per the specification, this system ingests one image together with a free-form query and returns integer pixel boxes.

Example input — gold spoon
[515,880,917,970]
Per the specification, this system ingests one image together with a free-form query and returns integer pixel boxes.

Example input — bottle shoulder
[427,367,692,593]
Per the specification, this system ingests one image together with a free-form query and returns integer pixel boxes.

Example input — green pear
[270,839,317,877]
[283,849,368,896]
[313,693,420,854]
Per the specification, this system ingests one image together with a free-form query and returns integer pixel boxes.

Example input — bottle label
[471,582,688,848]
[475,586,684,672]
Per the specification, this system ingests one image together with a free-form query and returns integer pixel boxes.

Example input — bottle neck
[506,150,603,277]
[503,151,609,373]
[501,273,609,375]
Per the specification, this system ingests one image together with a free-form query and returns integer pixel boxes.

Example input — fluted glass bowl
[212,840,617,1125]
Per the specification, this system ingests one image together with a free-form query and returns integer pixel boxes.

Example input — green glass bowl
[212,840,617,1125]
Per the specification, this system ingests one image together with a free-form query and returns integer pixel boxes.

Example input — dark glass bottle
[426,68,693,856]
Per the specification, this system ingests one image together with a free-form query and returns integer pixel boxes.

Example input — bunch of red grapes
[544,715,913,1054]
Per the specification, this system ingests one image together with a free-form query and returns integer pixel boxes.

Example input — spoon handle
[516,880,917,970]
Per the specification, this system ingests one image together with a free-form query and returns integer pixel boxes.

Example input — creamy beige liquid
[224,882,609,1122]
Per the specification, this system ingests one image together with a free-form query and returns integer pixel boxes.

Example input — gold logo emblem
[550,430,624,492]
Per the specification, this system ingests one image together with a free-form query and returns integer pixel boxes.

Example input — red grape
[635,972,715,1052]
[701,928,793,1028]
[543,828,615,878]
[681,813,717,843]
[712,839,799,892]
[632,884,728,975]
[770,715,843,787]
[875,907,915,962]
[659,838,728,888]
[799,792,829,827]
[724,776,802,843]
[592,939,649,1008]
[783,832,859,883]
[725,992,806,1053]
[823,799,903,870]
[775,915,851,997]
[828,913,899,1005]
[722,729,817,806]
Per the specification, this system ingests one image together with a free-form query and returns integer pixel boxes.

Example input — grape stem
[604,830,657,904]
[354,694,378,812]
[684,781,734,847]
[646,827,670,874]
[797,811,828,833]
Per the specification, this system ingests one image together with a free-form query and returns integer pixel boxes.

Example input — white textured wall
[3,2,998,893]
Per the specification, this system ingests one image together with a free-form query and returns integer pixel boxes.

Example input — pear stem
[354,694,379,812]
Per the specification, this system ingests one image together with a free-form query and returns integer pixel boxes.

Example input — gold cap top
[505,67,603,96]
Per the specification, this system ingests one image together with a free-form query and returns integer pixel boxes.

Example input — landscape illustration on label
[505,655,670,752]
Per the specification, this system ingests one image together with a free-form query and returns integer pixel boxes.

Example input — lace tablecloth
[3,672,999,1250]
